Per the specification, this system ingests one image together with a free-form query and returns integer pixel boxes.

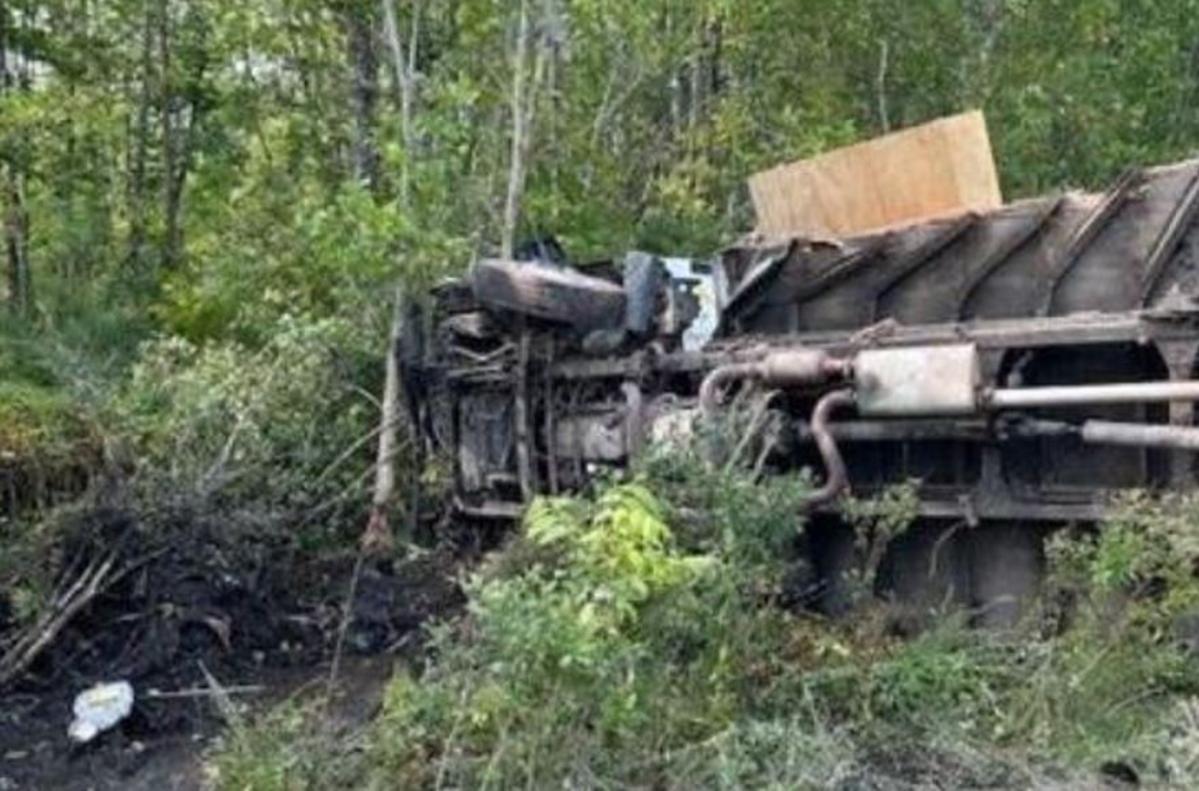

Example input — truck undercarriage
[415,158,1199,624]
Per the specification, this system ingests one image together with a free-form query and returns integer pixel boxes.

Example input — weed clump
[210,459,1199,789]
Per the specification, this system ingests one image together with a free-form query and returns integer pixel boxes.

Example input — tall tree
[160,2,212,269]
[381,0,420,211]
[2,167,31,318]
[500,0,550,259]
[343,0,380,190]
[126,0,155,269]
[1,3,32,316]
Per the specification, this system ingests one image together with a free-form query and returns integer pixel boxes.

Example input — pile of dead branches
[0,500,327,696]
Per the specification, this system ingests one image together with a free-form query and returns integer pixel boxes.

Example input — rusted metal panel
[855,345,980,417]
[471,258,625,332]
[727,159,1199,330]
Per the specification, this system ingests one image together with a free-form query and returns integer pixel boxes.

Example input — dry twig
[0,551,119,688]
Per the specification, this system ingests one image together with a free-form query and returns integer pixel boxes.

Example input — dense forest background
[5,0,1199,342]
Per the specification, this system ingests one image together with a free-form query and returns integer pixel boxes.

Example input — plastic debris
[68,681,134,743]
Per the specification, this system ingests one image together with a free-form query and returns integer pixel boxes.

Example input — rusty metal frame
[436,251,1199,525]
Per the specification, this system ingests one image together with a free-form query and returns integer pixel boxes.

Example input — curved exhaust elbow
[805,388,856,510]
[699,350,850,421]
[699,362,763,421]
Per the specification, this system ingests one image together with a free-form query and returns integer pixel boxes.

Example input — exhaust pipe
[806,389,856,509]
[986,380,1199,410]
[698,351,854,509]
[699,350,850,419]
[702,342,1199,511]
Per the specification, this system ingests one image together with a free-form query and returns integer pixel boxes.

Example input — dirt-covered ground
[0,655,412,790]
[0,504,465,790]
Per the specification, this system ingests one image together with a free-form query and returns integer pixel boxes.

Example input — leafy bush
[112,314,380,538]
[206,699,360,791]
[211,455,1199,790]
[634,432,812,576]
[367,481,721,786]
[0,380,97,469]
[356,458,978,788]
[0,327,104,529]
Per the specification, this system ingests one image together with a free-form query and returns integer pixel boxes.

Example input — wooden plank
[748,110,1002,238]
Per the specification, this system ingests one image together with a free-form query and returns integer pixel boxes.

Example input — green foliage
[336,457,821,788]
[206,699,359,791]
[636,422,812,574]
[861,629,1006,725]
[840,480,921,598]
[365,480,724,786]
[11,2,1199,786]
[14,0,1199,343]
[0,380,94,463]
[1047,492,1199,624]
[112,314,378,541]
[0,323,104,528]
[202,460,1199,790]
[1095,493,1199,600]
[842,480,921,546]
[524,485,712,617]
[334,486,1199,788]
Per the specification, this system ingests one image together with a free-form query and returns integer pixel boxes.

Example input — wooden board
[748,110,1002,238]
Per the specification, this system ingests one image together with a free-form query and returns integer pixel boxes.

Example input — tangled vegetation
[0,313,380,661]
[209,441,1199,789]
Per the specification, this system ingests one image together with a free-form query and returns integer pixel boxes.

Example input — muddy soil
[0,655,400,791]
[0,505,465,790]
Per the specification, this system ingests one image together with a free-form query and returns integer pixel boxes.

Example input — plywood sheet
[748,111,1002,238]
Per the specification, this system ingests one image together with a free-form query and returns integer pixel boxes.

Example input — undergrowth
[0,380,98,472]
[112,314,377,521]
[0,312,382,639]
[208,443,1199,789]
[0,320,107,493]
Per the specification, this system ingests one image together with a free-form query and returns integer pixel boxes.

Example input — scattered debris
[69,680,134,743]
[144,684,265,700]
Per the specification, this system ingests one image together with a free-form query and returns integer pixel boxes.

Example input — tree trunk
[364,1,420,556]
[1,13,30,317]
[3,166,31,318]
[0,4,6,92]
[127,0,154,268]
[158,0,181,268]
[708,17,722,98]
[161,4,210,271]
[966,0,1005,104]
[381,0,419,211]
[688,23,703,133]
[345,0,380,190]
[876,38,891,133]
[361,284,407,556]
[666,11,682,140]
[501,0,547,259]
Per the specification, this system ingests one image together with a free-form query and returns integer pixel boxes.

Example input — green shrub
[366,481,722,787]
[206,699,357,791]
[111,314,380,543]
[0,380,96,465]
[212,463,1199,790]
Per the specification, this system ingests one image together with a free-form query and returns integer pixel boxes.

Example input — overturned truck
[416,157,1199,625]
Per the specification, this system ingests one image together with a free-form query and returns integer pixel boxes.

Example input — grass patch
[0,380,96,462]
